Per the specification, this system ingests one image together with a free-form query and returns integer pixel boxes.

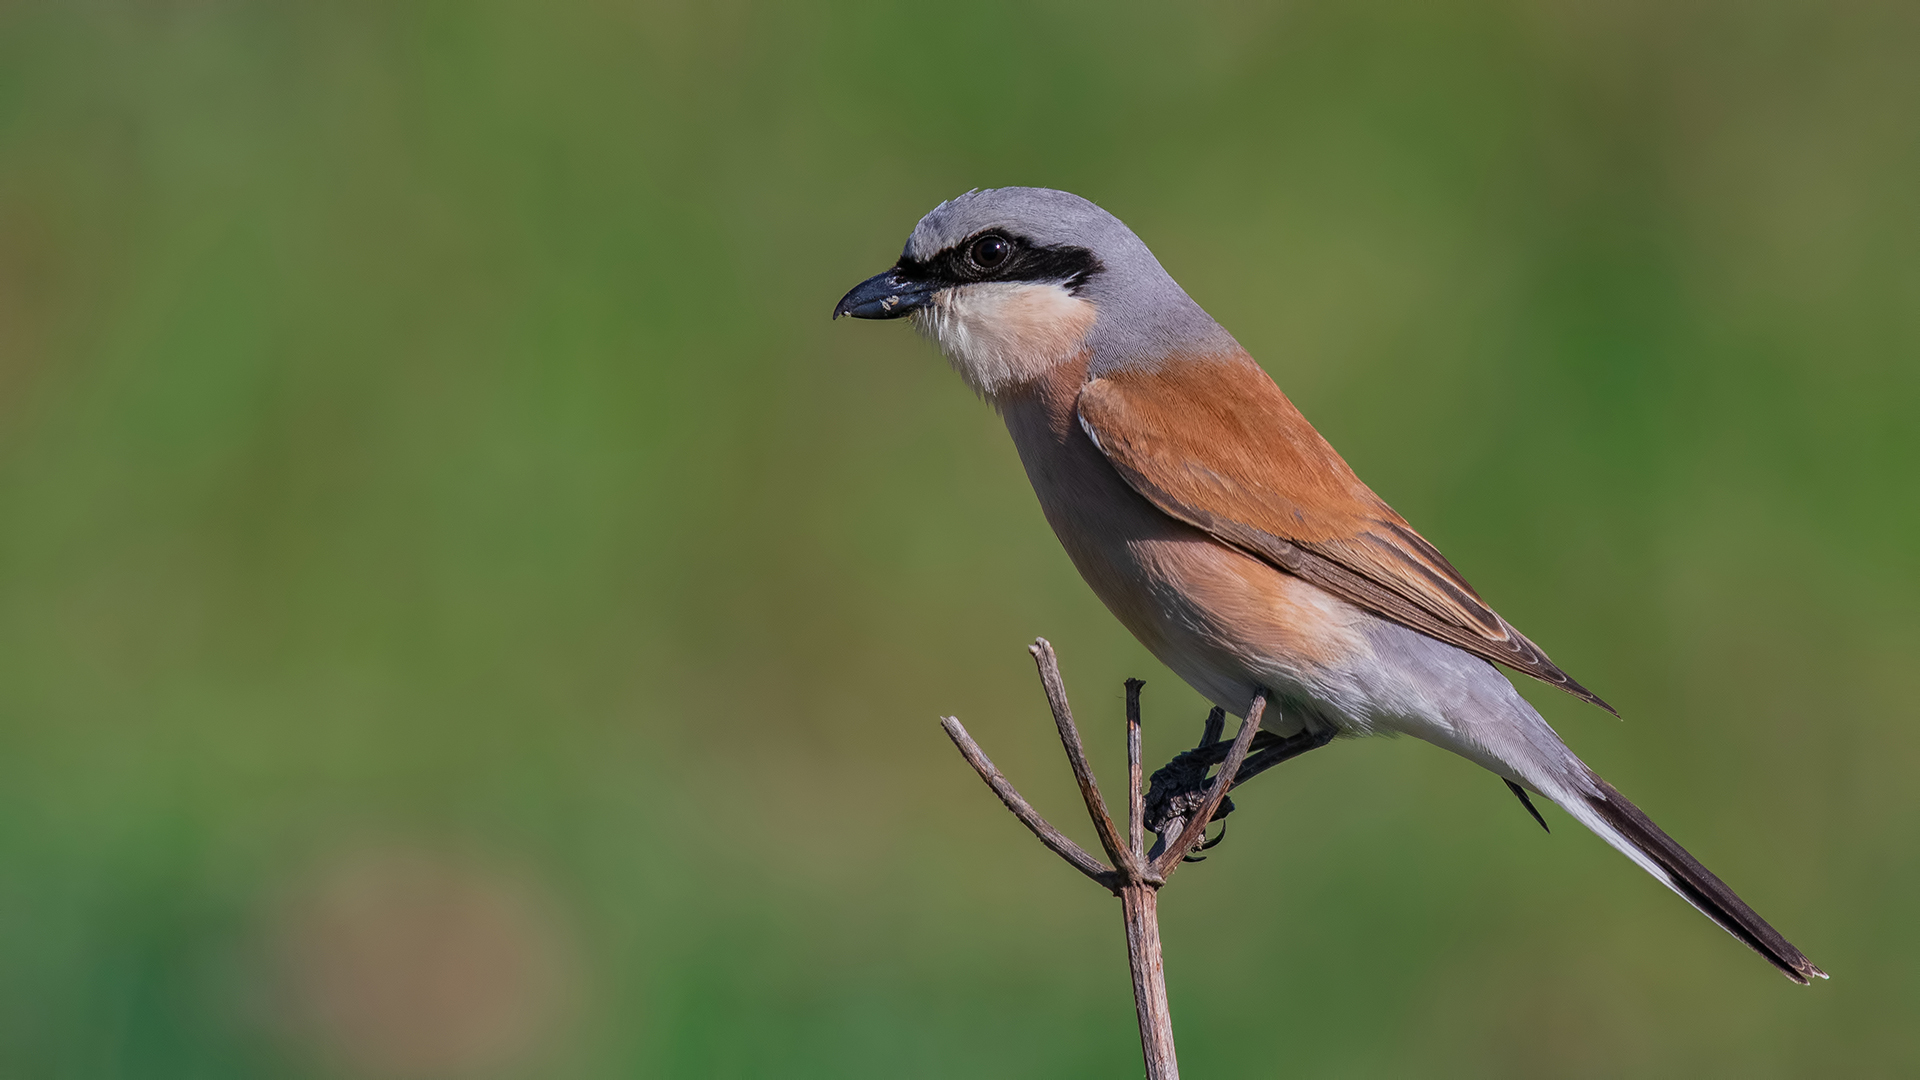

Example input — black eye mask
[895,231,1103,292]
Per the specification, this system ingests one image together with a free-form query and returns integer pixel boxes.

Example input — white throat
[912,282,1098,400]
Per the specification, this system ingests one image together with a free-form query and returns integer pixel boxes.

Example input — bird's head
[834,188,1233,400]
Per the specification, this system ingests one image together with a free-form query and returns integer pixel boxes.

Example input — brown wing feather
[1077,352,1613,713]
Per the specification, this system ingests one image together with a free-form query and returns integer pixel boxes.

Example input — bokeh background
[2,1,1916,1076]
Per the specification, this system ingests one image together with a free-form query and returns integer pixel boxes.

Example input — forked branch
[938,638,1272,1080]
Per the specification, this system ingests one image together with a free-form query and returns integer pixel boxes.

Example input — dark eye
[969,234,1011,270]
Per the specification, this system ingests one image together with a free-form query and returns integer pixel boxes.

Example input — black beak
[832,268,935,320]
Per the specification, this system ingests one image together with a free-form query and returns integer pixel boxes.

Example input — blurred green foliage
[0,1,1915,1076]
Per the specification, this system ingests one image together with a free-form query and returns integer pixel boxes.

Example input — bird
[833,186,1824,985]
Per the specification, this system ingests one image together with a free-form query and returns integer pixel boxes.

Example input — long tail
[1540,768,1826,984]
[1361,618,1821,981]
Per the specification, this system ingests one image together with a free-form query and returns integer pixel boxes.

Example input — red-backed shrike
[835,187,1822,984]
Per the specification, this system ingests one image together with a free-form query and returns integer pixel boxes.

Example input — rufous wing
[1075,351,1613,713]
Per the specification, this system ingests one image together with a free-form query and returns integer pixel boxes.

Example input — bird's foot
[1144,708,1334,862]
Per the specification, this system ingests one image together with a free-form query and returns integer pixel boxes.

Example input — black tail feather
[1505,779,1550,833]
[1583,775,1825,984]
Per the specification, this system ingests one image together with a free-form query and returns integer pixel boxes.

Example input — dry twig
[939,638,1276,1080]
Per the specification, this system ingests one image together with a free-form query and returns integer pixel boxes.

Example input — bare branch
[1029,639,1140,880]
[1122,884,1177,1077]
[940,649,1284,1079]
[1126,678,1145,865]
[939,715,1117,887]
[1150,694,1269,881]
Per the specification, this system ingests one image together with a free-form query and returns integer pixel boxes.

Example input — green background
[2,1,1914,1076]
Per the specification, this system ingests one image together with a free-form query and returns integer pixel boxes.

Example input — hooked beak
[832,268,935,320]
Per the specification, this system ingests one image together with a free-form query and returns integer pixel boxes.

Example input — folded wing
[1076,352,1613,713]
